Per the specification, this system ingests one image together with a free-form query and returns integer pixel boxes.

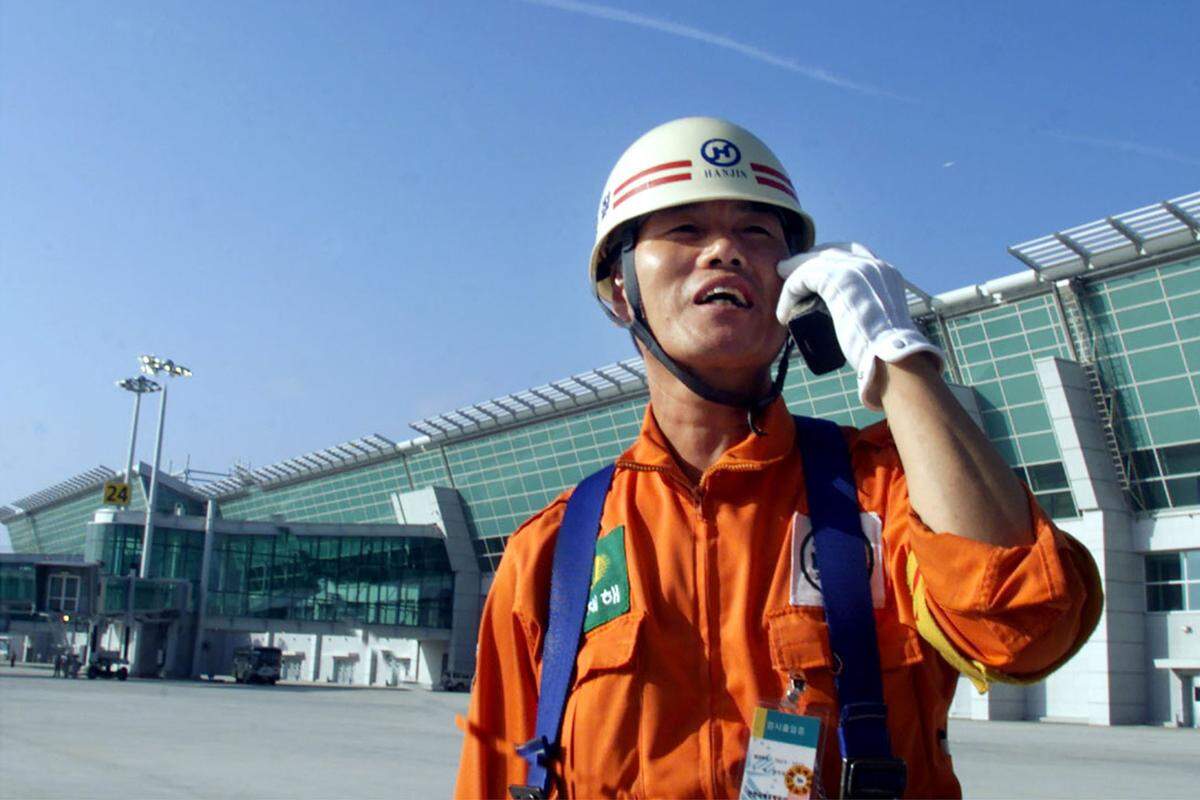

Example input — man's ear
[610,265,634,324]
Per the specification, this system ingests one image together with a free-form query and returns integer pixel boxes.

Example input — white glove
[776,242,944,411]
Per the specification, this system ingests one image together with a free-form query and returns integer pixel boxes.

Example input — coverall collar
[619,396,797,480]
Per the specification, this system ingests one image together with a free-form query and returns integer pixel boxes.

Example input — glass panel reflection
[206,533,453,628]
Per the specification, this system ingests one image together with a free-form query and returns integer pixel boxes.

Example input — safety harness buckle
[509,735,556,799]
[515,733,554,764]
[839,756,908,800]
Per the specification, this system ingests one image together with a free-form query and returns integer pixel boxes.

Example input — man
[455,117,1100,798]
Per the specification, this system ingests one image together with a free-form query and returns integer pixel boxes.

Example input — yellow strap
[906,525,1105,693]
[906,553,995,693]
[905,550,1087,693]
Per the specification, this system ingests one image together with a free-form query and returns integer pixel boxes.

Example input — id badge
[738,706,823,800]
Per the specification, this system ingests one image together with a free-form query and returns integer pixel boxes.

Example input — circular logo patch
[700,138,741,167]
[784,763,813,795]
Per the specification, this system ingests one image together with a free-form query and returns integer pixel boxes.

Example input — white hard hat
[589,116,816,308]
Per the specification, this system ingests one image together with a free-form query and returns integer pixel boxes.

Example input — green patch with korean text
[583,526,630,632]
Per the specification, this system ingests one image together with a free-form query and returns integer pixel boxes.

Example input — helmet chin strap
[617,235,792,435]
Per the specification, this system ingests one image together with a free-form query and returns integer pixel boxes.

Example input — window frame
[46,571,81,613]
[1145,550,1200,612]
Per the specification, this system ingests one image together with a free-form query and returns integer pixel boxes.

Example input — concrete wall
[195,627,450,689]
[1037,356,1146,725]
[1145,611,1200,726]
[1132,474,1200,725]
[393,485,480,679]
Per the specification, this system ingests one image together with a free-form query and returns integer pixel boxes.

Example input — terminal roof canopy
[1008,191,1199,275]
[2,466,115,520]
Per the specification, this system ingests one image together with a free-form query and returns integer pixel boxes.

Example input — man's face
[612,200,790,378]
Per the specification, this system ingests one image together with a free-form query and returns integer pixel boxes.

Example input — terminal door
[281,656,304,682]
[332,657,354,685]
[134,622,171,677]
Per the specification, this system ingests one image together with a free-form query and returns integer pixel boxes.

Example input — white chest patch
[789,511,886,608]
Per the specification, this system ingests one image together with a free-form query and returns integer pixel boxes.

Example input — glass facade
[5,518,36,554]
[443,396,645,571]
[86,522,206,613]
[944,294,1073,466]
[0,563,37,611]
[7,491,121,555]
[100,576,186,615]
[220,458,414,524]
[6,471,153,554]
[220,398,648,573]
[86,522,205,583]
[778,358,884,430]
[1086,257,1200,509]
[78,520,451,626]
[206,533,452,628]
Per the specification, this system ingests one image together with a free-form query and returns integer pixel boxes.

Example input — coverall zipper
[617,458,769,795]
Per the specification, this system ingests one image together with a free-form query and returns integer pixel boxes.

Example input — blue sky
[2,0,1197,550]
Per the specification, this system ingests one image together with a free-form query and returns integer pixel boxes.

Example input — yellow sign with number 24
[102,481,130,505]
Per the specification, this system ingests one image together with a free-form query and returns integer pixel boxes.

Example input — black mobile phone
[786,297,846,375]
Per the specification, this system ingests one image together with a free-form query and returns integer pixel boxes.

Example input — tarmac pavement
[2,665,1197,798]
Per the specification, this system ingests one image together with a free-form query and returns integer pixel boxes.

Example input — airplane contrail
[521,1,1199,169]
[1045,130,1200,168]
[519,0,915,102]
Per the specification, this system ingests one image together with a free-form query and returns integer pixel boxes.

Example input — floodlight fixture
[116,376,161,394]
[140,354,192,378]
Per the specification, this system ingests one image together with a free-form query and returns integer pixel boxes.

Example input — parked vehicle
[86,652,129,681]
[232,646,282,685]
[439,670,472,692]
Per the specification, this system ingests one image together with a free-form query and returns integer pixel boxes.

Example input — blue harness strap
[510,463,615,800]
[794,415,906,799]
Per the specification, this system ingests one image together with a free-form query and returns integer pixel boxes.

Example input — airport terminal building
[3,191,1199,727]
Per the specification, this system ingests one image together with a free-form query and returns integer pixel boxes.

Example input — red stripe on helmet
[612,160,693,197]
[750,162,794,188]
[755,176,797,199]
[612,173,692,209]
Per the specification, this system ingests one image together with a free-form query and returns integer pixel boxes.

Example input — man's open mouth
[696,286,752,309]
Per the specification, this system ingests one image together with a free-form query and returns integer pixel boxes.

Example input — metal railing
[1052,279,1134,498]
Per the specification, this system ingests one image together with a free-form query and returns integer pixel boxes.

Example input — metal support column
[123,391,142,496]
[191,500,217,679]
[139,383,168,579]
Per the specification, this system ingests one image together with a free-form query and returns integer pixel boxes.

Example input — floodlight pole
[140,381,169,579]
[124,391,142,488]
[116,376,160,509]
[137,356,191,580]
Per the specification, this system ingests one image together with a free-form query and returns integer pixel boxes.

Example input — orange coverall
[454,399,1102,799]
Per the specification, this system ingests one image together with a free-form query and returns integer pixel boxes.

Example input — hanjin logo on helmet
[700,138,741,167]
